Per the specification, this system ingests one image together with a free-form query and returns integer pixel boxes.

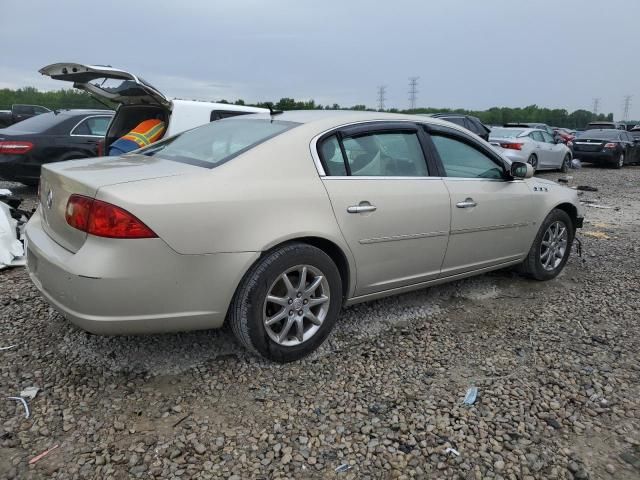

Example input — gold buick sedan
[25,111,583,361]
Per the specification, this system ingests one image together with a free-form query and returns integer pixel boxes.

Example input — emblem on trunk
[46,189,53,209]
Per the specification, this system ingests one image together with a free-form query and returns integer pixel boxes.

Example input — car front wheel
[229,243,342,362]
[519,209,574,281]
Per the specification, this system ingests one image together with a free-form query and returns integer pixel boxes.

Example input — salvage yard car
[489,127,573,172]
[572,129,639,168]
[0,109,113,185]
[39,63,268,155]
[25,111,583,362]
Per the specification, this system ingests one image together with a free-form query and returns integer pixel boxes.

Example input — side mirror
[511,161,534,179]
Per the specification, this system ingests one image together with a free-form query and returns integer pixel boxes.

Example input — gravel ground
[1,165,639,479]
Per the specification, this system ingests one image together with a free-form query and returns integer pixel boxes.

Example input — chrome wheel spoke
[298,266,308,291]
[281,273,296,296]
[295,317,304,342]
[265,309,287,326]
[304,275,323,295]
[267,295,289,307]
[307,295,329,308]
[305,311,322,326]
[278,316,295,342]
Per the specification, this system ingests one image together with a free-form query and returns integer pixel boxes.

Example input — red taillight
[0,141,34,155]
[499,142,523,150]
[96,139,105,157]
[604,143,617,149]
[65,194,157,239]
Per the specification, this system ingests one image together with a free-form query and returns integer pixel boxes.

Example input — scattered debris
[20,386,40,400]
[577,185,598,192]
[0,188,13,197]
[7,396,30,418]
[462,386,478,405]
[0,194,31,270]
[580,202,615,209]
[571,159,582,169]
[445,447,460,456]
[0,344,17,351]
[172,413,190,427]
[582,231,610,239]
[335,464,353,473]
[545,417,562,429]
[557,176,572,184]
[29,444,60,464]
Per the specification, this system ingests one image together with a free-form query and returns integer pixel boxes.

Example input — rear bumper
[0,155,40,183]
[25,209,260,335]
[572,150,616,163]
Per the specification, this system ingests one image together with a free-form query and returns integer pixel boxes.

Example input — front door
[428,130,538,276]
[317,124,451,296]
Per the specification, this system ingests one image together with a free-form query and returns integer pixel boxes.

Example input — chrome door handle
[347,203,377,214]
[456,198,477,208]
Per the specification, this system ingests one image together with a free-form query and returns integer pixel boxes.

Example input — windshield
[137,117,298,168]
[579,130,622,140]
[489,128,525,139]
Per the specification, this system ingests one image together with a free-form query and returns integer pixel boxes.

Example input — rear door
[426,126,537,276]
[39,63,169,107]
[318,122,451,296]
[541,130,563,168]
[68,115,113,155]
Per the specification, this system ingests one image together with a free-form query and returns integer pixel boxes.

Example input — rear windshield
[580,130,621,140]
[489,128,525,138]
[137,118,298,168]
[0,111,65,133]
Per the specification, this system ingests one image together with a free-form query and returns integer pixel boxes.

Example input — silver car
[489,127,573,172]
[25,111,583,362]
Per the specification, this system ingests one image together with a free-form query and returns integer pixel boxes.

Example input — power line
[622,95,632,122]
[377,85,387,111]
[592,98,600,116]
[408,77,419,110]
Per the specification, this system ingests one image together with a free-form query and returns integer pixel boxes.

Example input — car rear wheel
[519,209,574,281]
[229,243,342,362]
[560,154,571,173]
[612,151,624,169]
[527,154,538,172]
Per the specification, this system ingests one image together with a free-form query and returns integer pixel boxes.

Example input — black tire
[612,151,624,169]
[560,154,571,173]
[519,209,574,281]
[527,154,538,172]
[229,243,342,362]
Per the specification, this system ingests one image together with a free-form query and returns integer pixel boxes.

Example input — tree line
[0,87,621,129]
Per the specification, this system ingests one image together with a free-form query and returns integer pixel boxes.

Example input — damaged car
[25,111,583,362]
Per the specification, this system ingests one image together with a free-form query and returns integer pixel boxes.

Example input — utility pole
[622,95,632,122]
[377,85,387,111]
[592,98,600,116]
[408,77,419,110]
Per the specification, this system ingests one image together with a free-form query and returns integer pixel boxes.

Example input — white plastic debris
[445,447,460,456]
[20,386,40,400]
[463,386,478,405]
[335,464,353,473]
[571,159,582,169]
[0,345,17,351]
[0,201,25,269]
[0,188,13,197]
[7,396,30,418]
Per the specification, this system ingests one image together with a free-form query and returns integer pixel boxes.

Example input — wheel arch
[553,202,578,231]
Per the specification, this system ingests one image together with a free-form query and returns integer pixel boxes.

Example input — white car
[489,127,572,172]
[39,63,268,153]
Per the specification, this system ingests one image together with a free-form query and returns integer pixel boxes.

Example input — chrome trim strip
[450,222,530,235]
[359,231,448,244]
[322,175,443,181]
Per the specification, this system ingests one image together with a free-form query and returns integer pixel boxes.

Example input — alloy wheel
[262,265,330,346]
[540,221,568,271]
[619,153,625,168]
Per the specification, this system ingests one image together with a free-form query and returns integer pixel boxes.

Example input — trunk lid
[39,63,169,107]
[39,154,201,252]
[573,139,605,152]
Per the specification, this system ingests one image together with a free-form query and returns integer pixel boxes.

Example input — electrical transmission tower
[377,85,387,111]
[592,98,600,116]
[622,95,632,122]
[408,77,419,110]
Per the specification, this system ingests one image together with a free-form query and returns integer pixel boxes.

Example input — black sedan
[0,109,113,185]
[428,113,491,140]
[571,129,639,169]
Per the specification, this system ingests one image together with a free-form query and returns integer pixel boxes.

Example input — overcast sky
[1,0,638,118]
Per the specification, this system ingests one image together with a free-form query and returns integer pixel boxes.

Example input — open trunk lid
[38,154,200,252]
[39,63,169,107]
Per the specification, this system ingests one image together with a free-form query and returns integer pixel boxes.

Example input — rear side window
[531,131,544,142]
[72,116,112,136]
[320,131,428,177]
[1,111,64,133]
[13,105,34,115]
[431,135,504,179]
[137,118,297,168]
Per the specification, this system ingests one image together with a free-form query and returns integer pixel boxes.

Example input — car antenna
[267,103,283,118]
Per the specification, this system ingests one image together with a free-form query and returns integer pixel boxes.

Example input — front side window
[431,135,504,179]
[342,132,427,176]
[137,118,297,168]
